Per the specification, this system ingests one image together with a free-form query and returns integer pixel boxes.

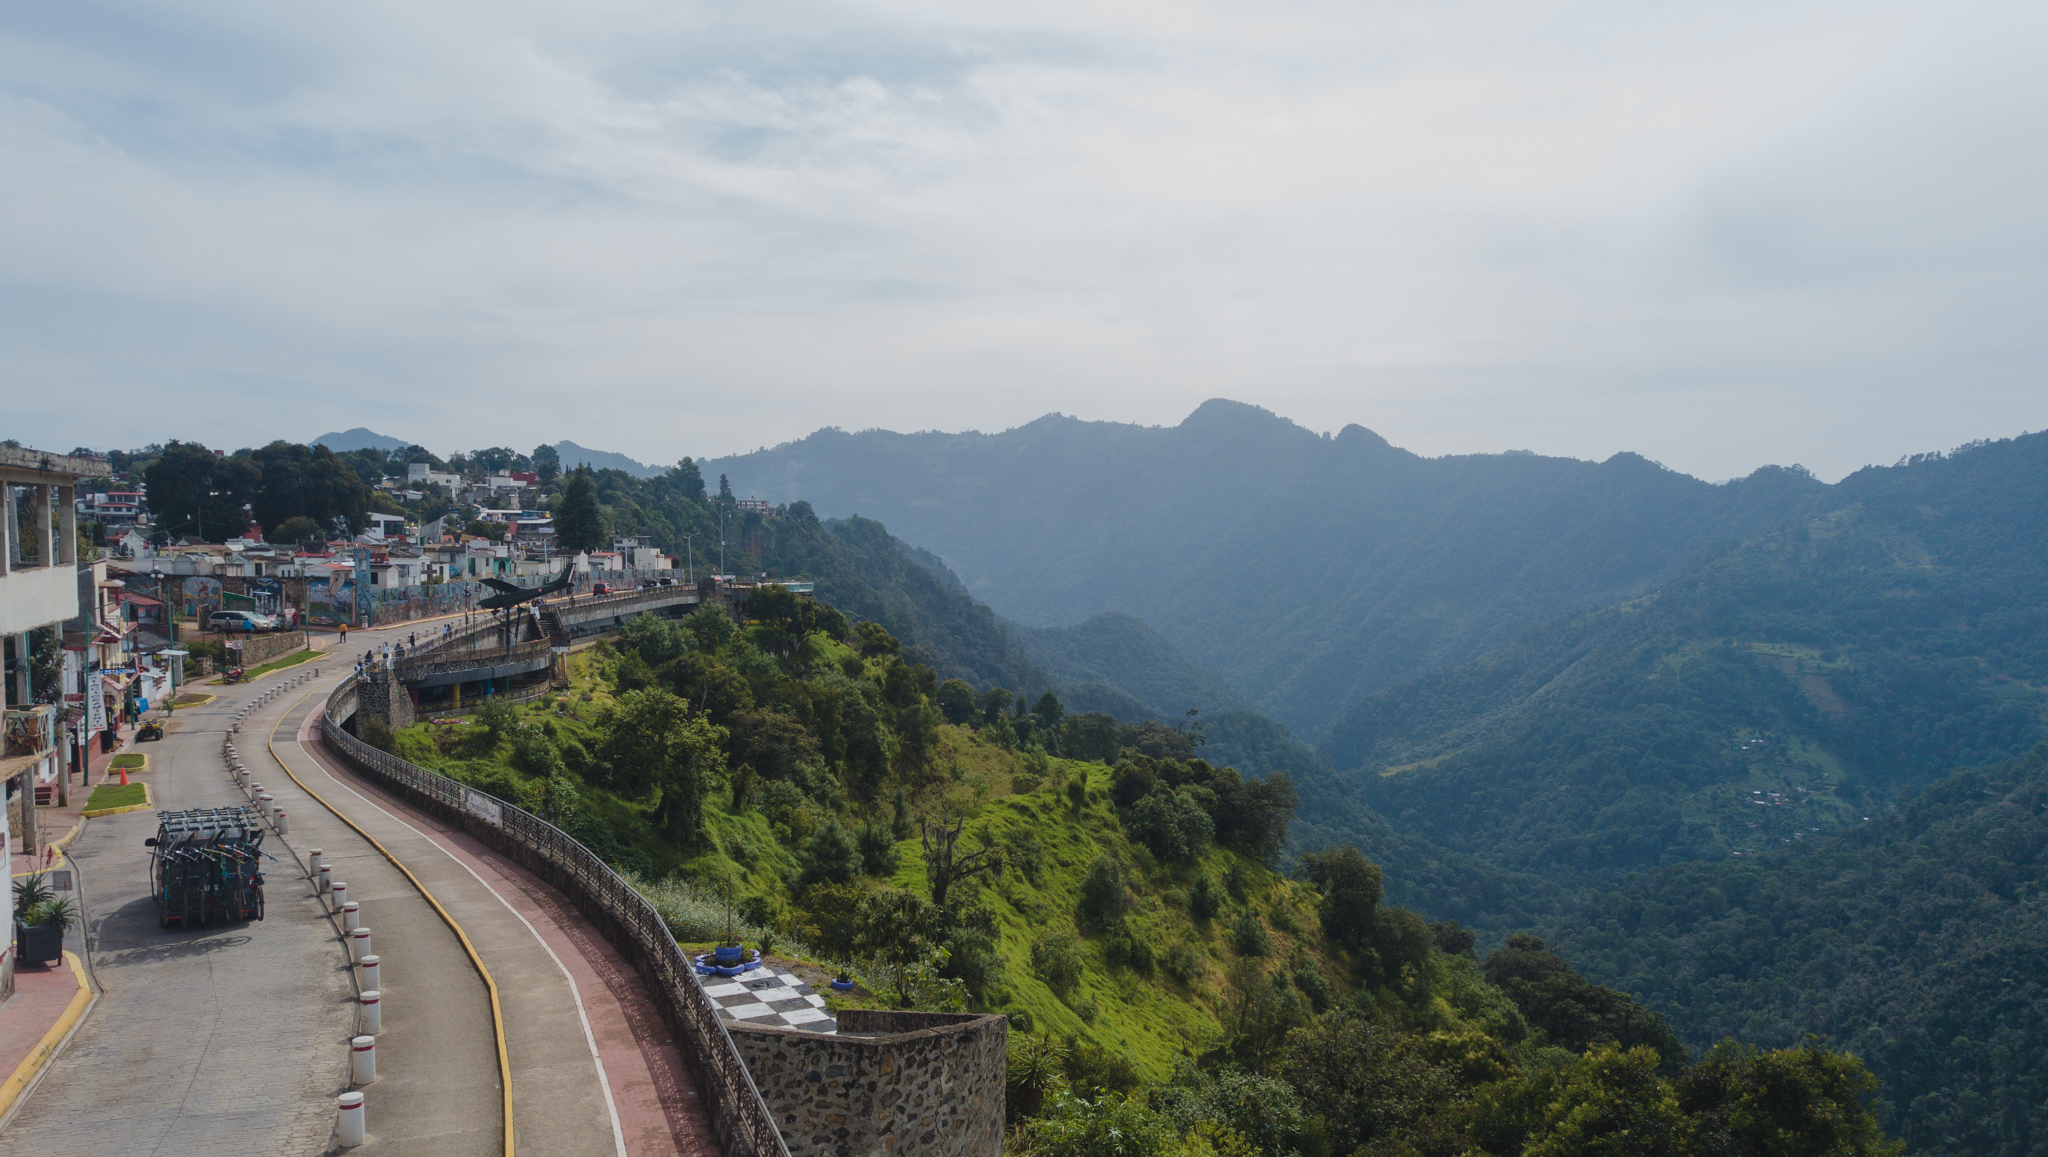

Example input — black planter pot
[14,922,64,966]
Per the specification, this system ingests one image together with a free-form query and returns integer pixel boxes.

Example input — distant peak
[1179,398,1287,428]
[1335,423,1394,452]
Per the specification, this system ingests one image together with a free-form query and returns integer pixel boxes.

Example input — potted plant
[830,966,856,993]
[12,875,75,966]
[712,877,745,966]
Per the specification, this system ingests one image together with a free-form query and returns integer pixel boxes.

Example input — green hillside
[366,602,1899,1157]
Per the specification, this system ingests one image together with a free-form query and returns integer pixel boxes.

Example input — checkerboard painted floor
[703,966,838,1033]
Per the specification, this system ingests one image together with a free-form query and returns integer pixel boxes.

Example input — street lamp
[682,533,698,583]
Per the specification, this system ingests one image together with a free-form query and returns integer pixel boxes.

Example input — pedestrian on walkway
[340,622,348,642]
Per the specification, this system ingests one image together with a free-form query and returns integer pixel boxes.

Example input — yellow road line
[268,688,515,1157]
[0,952,95,1124]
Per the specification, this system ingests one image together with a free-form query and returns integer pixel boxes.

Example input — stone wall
[727,1010,1006,1157]
[229,629,308,669]
[355,667,416,730]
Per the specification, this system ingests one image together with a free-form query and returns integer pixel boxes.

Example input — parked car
[208,610,276,633]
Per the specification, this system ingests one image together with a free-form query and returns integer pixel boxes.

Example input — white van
[209,610,276,633]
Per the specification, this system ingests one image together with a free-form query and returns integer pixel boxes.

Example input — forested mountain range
[1317,431,2048,885]
[705,399,1832,740]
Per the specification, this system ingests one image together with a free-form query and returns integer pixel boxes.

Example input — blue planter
[830,978,855,992]
[713,943,746,966]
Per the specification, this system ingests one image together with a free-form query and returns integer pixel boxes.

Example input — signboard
[464,789,503,826]
[86,678,106,732]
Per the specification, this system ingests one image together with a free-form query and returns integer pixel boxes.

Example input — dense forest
[363,596,1901,1157]
[1541,748,2048,1157]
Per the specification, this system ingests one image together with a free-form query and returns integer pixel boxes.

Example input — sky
[3,0,2045,483]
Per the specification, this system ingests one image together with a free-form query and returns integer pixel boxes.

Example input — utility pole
[719,506,727,578]
[682,533,697,583]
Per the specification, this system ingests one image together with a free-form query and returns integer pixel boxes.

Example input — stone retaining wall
[727,1011,1005,1157]
[228,629,308,668]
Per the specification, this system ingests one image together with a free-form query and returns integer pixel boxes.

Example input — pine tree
[554,465,609,553]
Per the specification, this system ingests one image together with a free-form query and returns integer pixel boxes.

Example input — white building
[2,446,105,999]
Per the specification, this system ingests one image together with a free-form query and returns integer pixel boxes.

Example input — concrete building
[2,445,105,999]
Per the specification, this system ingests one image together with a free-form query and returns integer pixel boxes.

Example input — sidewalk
[0,953,91,1126]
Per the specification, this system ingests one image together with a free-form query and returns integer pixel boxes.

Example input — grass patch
[109,753,146,770]
[173,693,215,708]
[85,782,148,810]
[242,648,320,680]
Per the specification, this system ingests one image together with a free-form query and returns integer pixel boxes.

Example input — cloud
[2,0,2044,480]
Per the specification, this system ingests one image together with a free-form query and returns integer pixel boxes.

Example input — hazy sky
[4,1,2044,482]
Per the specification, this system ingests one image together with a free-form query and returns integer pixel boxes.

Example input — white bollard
[258,793,275,821]
[357,954,380,990]
[330,881,348,913]
[350,1036,376,1085]
[337,1091,366,1147]
[351,927,372,961]
[360,990,382,1034]
[318,864,333,894]
[308,849,324,877]
[275,808,289,836]
[341,902,360,932]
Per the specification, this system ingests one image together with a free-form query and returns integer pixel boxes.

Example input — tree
[554,465,609,553]
[145,441,255,541]
[1675,1041,1901,1157]
[248,441,370,536]
[1483,936,1686,1073]
[672,457,706,503]
[1524,1045,1682,1157]
[274,515,322,544]
[594,688,726,845]
[465,519,508,541]
[532,443,560,484]
[920,810,1004,908]
[935,679,978,725]
[1033,691,1065,732]
[981,687,1014,725]
[718,473,734,503]
[1127,788,1215,863]
[801,818,861,886]
[1295,845,1383,951]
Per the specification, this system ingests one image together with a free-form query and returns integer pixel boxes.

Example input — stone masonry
[728,1010,1007,1157]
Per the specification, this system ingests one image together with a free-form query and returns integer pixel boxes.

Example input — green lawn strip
[110,753,147,770]
[242,648,320,680]
[86,782,148,810]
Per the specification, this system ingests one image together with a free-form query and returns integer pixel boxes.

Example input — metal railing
[394,637,552,684]
[321,677,787,1157]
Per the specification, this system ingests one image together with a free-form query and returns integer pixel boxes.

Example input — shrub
[508,724,564,777]
[358,715,394,752]
[1102,922,1157,975]
[1063,1037,1146,1097]
[1030,930,1086,999]
[1189,875,1223,924]
[1229,911,1270,957]
[1162,941,1204,985]
[1065,773,1088,811]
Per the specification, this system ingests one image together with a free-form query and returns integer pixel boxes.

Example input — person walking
[339,622,348,642]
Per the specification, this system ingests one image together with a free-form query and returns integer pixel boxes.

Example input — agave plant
[27,897,81,933]
[12,873,53,913]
